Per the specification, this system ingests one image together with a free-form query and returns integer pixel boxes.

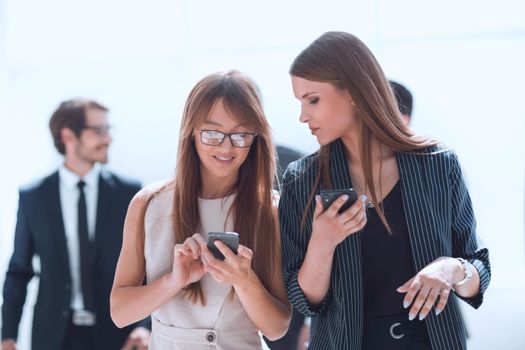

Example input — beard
[76,143,110,164]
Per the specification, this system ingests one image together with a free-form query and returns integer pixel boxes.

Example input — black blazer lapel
[396,152,442,273]
[44,172,71,278]
[330,139,364,345]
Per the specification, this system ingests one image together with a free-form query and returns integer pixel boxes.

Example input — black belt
[388,320,427,339]
[363,314,431,350]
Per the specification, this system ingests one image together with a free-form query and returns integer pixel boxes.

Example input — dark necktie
[77,180,95,311]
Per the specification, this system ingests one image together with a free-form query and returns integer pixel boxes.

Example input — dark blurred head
[389,80,413,122]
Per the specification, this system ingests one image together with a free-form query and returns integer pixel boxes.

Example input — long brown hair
[139,71,278,305]
[290,31,437,232]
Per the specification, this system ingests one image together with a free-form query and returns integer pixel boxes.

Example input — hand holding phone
[320,188,358,214]
[207,232,239,260]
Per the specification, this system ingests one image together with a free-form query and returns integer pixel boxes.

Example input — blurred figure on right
[276,145,303,184]
[389,80,413,126]
[265,144,308,350]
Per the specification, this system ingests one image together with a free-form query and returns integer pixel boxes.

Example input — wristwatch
[454,257,473,287]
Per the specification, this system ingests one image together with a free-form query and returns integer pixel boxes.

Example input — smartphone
[207,231,239,260]
[320,188,358,214]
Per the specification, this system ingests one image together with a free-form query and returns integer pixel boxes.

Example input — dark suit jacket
[276,145,303,184]
[279,139,491,350]
[1,170,142,350]
[266,145,305,350]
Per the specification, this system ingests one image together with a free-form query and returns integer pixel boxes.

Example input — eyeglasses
[199,129,257,148]
[83,124,112,136]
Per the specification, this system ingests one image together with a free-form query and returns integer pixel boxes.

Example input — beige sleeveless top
[144,183,266,350]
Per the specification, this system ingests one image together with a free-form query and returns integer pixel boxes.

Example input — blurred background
[0,0,524,348]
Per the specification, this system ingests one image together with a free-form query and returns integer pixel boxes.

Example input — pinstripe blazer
[279,139,491,350]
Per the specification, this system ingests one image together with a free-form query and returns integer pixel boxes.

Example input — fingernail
[408,313,415,321]
[403,301,410,309]
[396,287,402,292]
[435,309,442,316]
[342,194,349,200]
[360,195,367,203]
[315,195,321,201]
[419,314,426,321]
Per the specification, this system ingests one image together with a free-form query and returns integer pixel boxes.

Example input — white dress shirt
[59,163,100,311]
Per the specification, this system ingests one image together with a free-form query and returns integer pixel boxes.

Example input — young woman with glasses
[110,70,291,349]
[279,32,491,350]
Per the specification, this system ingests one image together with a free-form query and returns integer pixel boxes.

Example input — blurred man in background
[1,99,149,350]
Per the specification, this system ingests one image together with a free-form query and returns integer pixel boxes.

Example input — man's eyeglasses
[199,129,257,148]
[83,124,112,136]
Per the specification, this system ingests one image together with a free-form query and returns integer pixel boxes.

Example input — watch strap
[454,257,472,287]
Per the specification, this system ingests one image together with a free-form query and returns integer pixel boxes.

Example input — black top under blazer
[1,170,143,350]
[279,139,491,350]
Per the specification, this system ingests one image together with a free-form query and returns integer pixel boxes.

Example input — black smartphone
[207,231,239,260]
[320,188,358,214]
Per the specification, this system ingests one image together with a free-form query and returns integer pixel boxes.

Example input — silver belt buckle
[389,322,405,339]
[72,310,96,326]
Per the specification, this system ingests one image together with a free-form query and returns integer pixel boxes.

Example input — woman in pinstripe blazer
[279,32,491,350]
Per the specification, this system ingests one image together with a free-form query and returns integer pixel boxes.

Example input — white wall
[0,0,524,348]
